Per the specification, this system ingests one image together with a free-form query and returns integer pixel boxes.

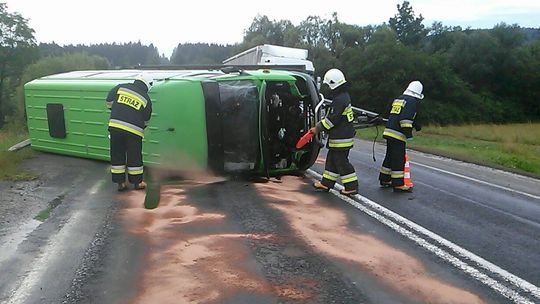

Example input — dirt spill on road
[119,183,272,304]
[256,176,485,304]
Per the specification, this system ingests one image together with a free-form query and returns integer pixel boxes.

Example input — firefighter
[106,73,153,191]
[379,81,423,192]
[310,68,358,195]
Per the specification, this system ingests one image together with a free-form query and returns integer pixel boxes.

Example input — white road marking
[349,145,540,200]
[307,169,540,303]
[412,161,540,200]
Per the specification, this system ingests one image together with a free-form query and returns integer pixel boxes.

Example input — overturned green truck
[24,68,324,177]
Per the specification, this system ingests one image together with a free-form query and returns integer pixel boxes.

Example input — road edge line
[307,169,540,302]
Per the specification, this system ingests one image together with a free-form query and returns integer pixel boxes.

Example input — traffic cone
[404,153,414,188]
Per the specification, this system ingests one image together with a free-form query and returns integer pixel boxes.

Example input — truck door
[290,73,323,170]
[259,76,322,174]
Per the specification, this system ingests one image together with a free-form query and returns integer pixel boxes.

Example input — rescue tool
[295,130,314,149]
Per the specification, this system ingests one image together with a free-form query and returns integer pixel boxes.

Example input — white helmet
[135,73,154,91]
[323,68,346,90]
[403,81,424,100]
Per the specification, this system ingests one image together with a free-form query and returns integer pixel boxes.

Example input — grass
[0,129,36,181]
[34,195,64,221]
[357,123,540,177]
[34,207,53,222]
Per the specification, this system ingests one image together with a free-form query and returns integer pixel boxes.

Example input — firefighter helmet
[403,81,424,100]
[135,73,154,91]
[323,68,346,90]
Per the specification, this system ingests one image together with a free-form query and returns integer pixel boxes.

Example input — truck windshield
[219,80,259,172]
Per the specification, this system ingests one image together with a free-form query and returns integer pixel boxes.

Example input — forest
[1,1,539,128]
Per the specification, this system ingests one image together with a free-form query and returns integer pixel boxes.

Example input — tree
[66,41,162,67]
[0,3,37,128]
[170,43,234,65]
[297,13,348,55]
[424,21,463,53]
[447,31,500,93]
[241,15,295,49]
[342,26,413,114]
[491,23,525,49]
[388,1,428,47]
[40,42,164,68]
[298,16,327,47]
[321,13,341,55]
[335,23,373,49]
[520,39,540,118]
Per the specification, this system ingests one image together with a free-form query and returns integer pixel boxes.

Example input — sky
[4,0,540,57]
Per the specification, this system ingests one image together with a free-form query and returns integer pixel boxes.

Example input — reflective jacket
[106,80,152,138]
[383,94,418,142]
[317,85,356,150]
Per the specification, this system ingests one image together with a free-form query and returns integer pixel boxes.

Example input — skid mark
[256,176,485,304]
[119,184,272,304]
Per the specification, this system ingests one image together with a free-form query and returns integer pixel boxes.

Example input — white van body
[223,44,315,74]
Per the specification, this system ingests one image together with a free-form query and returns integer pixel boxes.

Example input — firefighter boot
[340,188,358,196]
[134,181,147,190]
[393,185,412,193]
[117,182,128,192]
[313,181,330,192]
[379,181,392,188]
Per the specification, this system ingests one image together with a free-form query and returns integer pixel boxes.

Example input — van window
[46,103,67,138]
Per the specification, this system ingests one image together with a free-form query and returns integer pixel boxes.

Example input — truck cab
[197,67,323,176]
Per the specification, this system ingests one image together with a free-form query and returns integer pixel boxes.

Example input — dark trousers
[379,138,406,187]
[321,149,358,191]
[109,129,143,184]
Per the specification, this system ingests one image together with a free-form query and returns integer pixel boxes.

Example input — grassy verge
[357,123,540,178]
[0,129,36,181]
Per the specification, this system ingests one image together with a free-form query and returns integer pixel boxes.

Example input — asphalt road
[0,139,539,304]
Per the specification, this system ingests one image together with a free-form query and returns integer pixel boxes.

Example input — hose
[372,124,379,162]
